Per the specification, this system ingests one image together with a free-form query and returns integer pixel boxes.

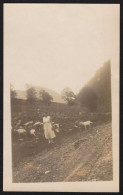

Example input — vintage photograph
[4,3,119,192]
[10,61,112,183]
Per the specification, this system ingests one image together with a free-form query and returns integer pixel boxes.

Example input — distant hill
[15,86,66,104]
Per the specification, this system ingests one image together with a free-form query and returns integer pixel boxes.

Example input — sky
[4,4,119,94]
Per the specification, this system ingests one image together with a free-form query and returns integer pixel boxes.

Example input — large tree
[86,60,111,112]
[10,84,17,100]
[61,87,76,105]
[26,87,37,102]
[76,61,111,112]
[39,90,53,105]
[77,86,98,111]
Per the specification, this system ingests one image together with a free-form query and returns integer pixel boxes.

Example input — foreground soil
[12,122,113,182]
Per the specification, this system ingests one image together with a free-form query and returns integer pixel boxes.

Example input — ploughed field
[12,121,113,182]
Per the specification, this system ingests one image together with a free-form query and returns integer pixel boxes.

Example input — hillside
[12,122,112,182]
[15,86,66,104]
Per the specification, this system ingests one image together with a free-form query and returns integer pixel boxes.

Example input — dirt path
[13,122,113,182]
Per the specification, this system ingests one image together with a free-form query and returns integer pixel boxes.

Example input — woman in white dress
[43,112,56,144]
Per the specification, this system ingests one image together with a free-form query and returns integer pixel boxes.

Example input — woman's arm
[42,117,45,125]
[49,116,52,123]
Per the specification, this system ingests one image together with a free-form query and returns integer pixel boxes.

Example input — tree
[39,90,53,105]
[61,87,76,106]
[77,86,98,111]
[10,84,17,100]
[26,87,37,102]
[86,60,111,112]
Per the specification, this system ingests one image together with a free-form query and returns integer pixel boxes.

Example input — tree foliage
[77,86,97,111]
[77,60,111,112]
[39,90,53,105]
[61,87,76,106]
[10,84,17,99]
[87,60,111,112]
[26,87,37,102]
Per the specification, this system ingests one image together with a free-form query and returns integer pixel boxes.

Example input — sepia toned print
[11,61,112,183]
[4,4,119,192]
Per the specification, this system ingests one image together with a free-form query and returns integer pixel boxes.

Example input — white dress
[43,116,56,140]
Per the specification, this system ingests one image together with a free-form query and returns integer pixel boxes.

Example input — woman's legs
[48,139,54,144]
[51,139,54,143]
[48,139,51,144]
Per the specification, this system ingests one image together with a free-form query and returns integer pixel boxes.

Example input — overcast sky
[4,4,119,94]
